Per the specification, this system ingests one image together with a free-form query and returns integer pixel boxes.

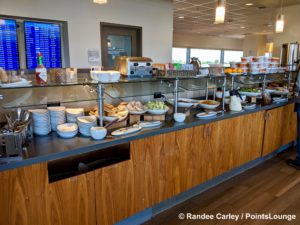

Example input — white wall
[268,4,300,57]
[243,35,267,56]
[0,0,173,68]
[173,32,244,50]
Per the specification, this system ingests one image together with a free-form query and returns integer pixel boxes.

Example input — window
[172,47,187,64]
[190,49,221,67]
[224,50,243,65]
[0,15,69,70]
[172,47,244,67]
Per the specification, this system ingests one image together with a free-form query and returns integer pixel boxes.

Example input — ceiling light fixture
[275,0,285,33]
[215,0,226,24]
[178,16,185,19]
[241,26,246,29]
[245,3,253,6]
[93,0,107,4]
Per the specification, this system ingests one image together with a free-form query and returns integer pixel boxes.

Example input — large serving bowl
[198,100,220,109]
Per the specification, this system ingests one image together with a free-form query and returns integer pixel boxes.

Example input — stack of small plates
[77,116,97,136]
[47,106,66,131]
[29,109,51,136]
[66,108,84,123]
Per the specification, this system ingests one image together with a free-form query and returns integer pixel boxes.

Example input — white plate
[243,104,257,110]
[196,112,218,119]
[265,89,289,95]
[138,121,161,128]
[229,73,243,76]
[129,110,147,115]
[146,107,169,115]
[111,125,142,136]
[273,98,288,103]
[239,91,262,97]
[167,98,199,108]
[198,100,220,109]
[0,78,32,88]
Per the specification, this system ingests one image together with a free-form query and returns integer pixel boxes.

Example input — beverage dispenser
[280,42,299,71]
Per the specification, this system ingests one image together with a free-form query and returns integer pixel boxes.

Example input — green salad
[239,88,261,93]
[146,101,168,110]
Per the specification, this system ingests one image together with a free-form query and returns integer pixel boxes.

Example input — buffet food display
[0,64,294,154]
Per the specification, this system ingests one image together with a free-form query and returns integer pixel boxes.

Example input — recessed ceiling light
[241,26,246,29]
[245,3,253,6]
[178,16,185,19]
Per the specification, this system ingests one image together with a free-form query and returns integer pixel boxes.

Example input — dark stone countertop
[0,100,296,172]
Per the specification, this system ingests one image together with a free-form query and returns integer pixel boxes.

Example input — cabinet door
[46,172,96,225]
[94,160,142,225]
[204,111,265,178]
[263,103,297,156]
[0,163,48,225]
[131,132,181,206]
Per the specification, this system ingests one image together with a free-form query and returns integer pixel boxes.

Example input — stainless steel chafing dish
[115,56,153,77]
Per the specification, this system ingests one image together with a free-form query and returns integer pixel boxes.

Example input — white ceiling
[173,0,300,38]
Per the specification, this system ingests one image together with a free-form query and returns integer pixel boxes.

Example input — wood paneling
[0,163,48,225]
[94,161,143,225]
[46,172,96,225]
[263,103,297,156]
[202,111,265,179]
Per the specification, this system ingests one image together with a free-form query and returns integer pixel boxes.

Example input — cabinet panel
[0,163,48,225]
[46,172,96,225]
[204,111,265,178]
[263,103,297,156]
[94,161,142,225]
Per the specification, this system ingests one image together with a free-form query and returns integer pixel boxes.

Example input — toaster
[115,56,153,77]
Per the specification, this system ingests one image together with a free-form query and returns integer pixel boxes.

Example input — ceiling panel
[173,0,300,37]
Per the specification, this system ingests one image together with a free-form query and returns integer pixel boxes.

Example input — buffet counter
[0,94,297,225]
[0,100,296,172]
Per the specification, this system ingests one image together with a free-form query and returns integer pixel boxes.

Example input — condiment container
[229,90,242,112]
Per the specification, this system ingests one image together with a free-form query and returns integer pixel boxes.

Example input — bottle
[35,53,47,84]
[229,90,242,112]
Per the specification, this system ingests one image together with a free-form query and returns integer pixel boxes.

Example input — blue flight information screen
[0,19,19,70]
[24,21,62,69]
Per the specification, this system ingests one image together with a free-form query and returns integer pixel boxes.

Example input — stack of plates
[29,109,51,136]
[47,106,66,131]
[66,108,84,123]
[77,116,97,136]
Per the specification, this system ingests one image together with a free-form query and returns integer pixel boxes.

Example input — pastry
[0,68,8,83]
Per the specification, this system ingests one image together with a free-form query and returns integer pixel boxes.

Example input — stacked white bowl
[29,109,51,136]
[47,106,66,131]
[57,123,78,138]
[77,116,97,136]
[66,108,84,123]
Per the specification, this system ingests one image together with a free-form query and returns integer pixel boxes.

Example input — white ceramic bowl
[77,116,97,124]
[198,100,220,109]
[56,123,78,138]
[90,127,107,140]
[147,107,169,115]
[174,113,186,123]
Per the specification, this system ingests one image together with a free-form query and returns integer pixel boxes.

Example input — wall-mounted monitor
[24,21,62,69]
[0,19,20,70]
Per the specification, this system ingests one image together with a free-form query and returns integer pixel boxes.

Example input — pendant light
[93,0,107,4]
[215,0,226,24]
[275,0,284,33]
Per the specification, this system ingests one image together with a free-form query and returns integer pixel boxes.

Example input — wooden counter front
[0,105,297,225]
